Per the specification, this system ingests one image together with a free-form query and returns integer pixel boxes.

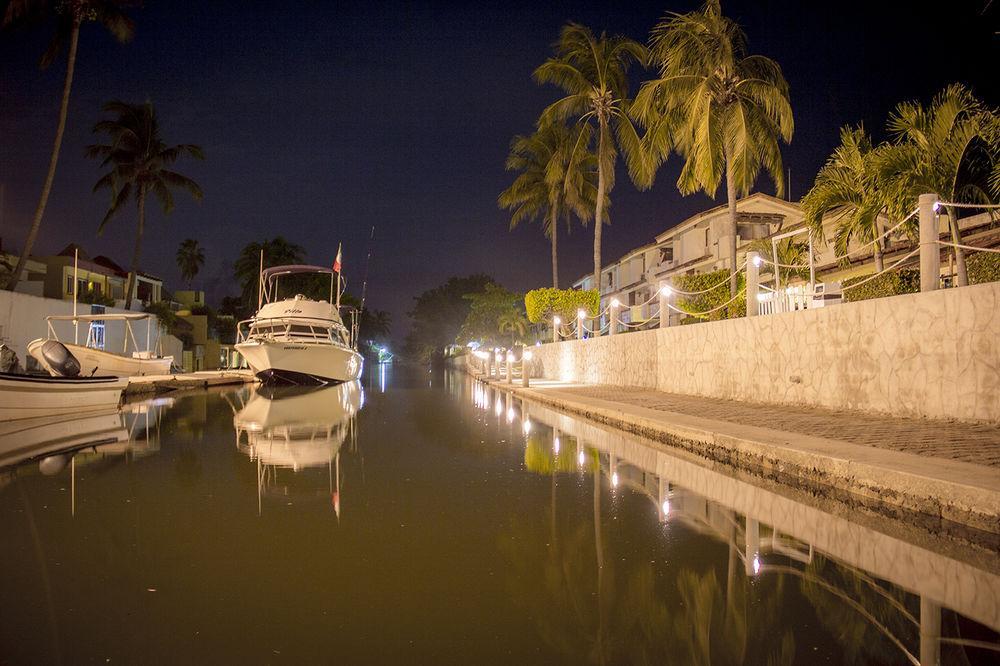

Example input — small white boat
[235,264,364,385]
[28,313,173,378]
[0,409,128,468]
[0,372,127,421]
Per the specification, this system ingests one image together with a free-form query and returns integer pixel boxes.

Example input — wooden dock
[125,370,256,395]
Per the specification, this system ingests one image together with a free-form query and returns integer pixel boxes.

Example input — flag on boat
[333,243,342,273]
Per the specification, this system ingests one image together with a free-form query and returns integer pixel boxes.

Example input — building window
[659,246,674,264]
[66,276,74,294]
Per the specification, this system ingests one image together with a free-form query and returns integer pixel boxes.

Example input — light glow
[932,201,941,213]
[752,555,762,576]
[553,437,560,454]
[577,309,586,319]
[611,472,619,487]
[506,407,515,423]
[660,285,673,297]
[751,254,763,268]
[553,316,561,325]
[577,450,585,465]
[610,298,621,308]
[523,350,533,360]
[522,420,532,435]
[661,499,671,516]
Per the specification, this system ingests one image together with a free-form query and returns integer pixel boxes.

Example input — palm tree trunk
[550,205,559,288]
[725,157,738,297]
[873,242,885,273]
[946,206,968,287]
[593,120,607,316]
[5,20,81,292]
[124,189,146,311]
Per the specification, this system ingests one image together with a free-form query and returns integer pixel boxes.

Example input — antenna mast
[359,225,376,314]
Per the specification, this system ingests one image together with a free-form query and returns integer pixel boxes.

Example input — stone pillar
[659,284,671,328]
[552,317,560,343]
[577,311,585,340]
[485,353,492,379]
[746,252,760,318]
[507,351,514,385]
[609,299,620,335]
[919,193,940,292]
[521,352,530,387]
[920,597,941,666]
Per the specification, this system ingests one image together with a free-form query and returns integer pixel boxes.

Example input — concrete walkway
[482,377,1000,536]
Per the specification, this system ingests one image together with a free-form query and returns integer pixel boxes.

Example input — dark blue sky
[2,0,997,341]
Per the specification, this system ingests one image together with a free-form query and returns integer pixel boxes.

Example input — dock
[125,369,256,395]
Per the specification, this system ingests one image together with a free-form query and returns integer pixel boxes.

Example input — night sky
[1,0,997,342]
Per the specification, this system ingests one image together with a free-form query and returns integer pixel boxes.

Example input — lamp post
[658,284,672,329]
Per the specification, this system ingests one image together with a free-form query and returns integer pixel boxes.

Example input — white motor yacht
[235,265,364,385]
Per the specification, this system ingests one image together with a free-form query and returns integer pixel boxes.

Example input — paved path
[551,384,1000,468]
[484,378,1000,535]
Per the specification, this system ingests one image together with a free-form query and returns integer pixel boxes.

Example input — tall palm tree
[533,22,650,300]
[86,100,204,309]
[634,0,794,296]
[880,84,1000,287]
[3,0,136,291]
[498,122,596,288]
[497,307,529,346]
[801,126,906,272]
[176,238,204,287]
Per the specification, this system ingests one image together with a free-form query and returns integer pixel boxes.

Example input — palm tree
[3,0,136,292]
[497,307,529,346]
[86,100,204,309]
[533,22,650,300]
[801,126,905,272]
[176,238,204,287]
[880,84,1000,287]
[498,123,597,288]
[233,236,305,305]
[634,0,794,296]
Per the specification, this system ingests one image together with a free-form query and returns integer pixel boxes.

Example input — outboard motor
[40,340,81,377]
[0,343,21,374]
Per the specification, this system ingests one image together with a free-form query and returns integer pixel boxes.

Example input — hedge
[673,270,745,321]
[524,287,599,324]
[842,269,919,302]
[968,252,1000,285]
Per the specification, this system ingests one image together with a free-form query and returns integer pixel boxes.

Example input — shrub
[967,252,1000,285]
[842,269,920,302]
[524,288,599,324]
[78,288,115,307]
[673,270,745,321]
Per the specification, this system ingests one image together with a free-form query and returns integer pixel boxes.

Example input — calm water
[1,366,998,665]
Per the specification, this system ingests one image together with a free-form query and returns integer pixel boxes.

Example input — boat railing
[236,316,351,347]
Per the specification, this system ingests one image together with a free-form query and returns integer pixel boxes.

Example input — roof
[262,265,336,281]
[653,193,802,243]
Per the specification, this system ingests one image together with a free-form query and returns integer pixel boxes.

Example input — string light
[610,298,621,308]
[577,309,586,319]
[659,285,672,297]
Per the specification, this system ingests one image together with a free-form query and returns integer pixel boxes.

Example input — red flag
[333,243,342,273]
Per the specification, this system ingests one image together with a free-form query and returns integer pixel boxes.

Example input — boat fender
[40,340,81,377]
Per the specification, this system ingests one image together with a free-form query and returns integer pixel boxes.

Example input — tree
[232,236,305,306]
[176,238,204,287]
[801,126,905,272]
[497,308,530,346]
[87,100,204,309]
[404,274,496,362]
[534,22,650,299]
[3,0,136,291]
[359,308,391,345]
[457,283,525,347]
[880,84,1000,286]
[499,123,597,288]
[635,0,794,296]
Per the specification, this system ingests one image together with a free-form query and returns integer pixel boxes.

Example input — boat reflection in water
[0,397,174,515]
[233,381,363,516]
[471,380,1000,666]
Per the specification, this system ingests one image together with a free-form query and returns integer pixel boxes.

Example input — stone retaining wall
[527,282,1000,423]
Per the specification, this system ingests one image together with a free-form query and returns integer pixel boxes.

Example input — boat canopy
[45,313,156,322]
[262,265,335,284]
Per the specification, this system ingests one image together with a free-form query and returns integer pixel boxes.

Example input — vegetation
[801,126,906,272]
[232,236,305,306]
[176,238,204,287]
[404,274,496,362]
[841,269,919,303]
[524,287,600,324]
[142,300,177,331]
[747,236,811,284]
[967,252,1000,285]
[2,0,136,292]
[534,22,650,295]
[880,83,1000,286]
[498,123,597,288]
[456,283,525,348]
[87,100,204,310]
[78,287,115,306]
[673,269,746,320]
[635,0,793,297]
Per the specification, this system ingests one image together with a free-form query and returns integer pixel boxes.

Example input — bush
[842,269,920,302]
[78,288,115,307]
[673,270,745,321]
[524,288,599,324]
[967,252,1000,285]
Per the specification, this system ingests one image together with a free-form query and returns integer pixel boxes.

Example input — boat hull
[0,373,127,421]
[235,340,363,385]
[28,340,172,378]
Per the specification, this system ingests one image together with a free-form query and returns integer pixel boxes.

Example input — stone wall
[528,282,1000,423]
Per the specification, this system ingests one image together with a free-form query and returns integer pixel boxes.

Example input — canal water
[1,366,998,664]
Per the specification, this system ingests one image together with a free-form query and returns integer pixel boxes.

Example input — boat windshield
[250,320,350,346]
